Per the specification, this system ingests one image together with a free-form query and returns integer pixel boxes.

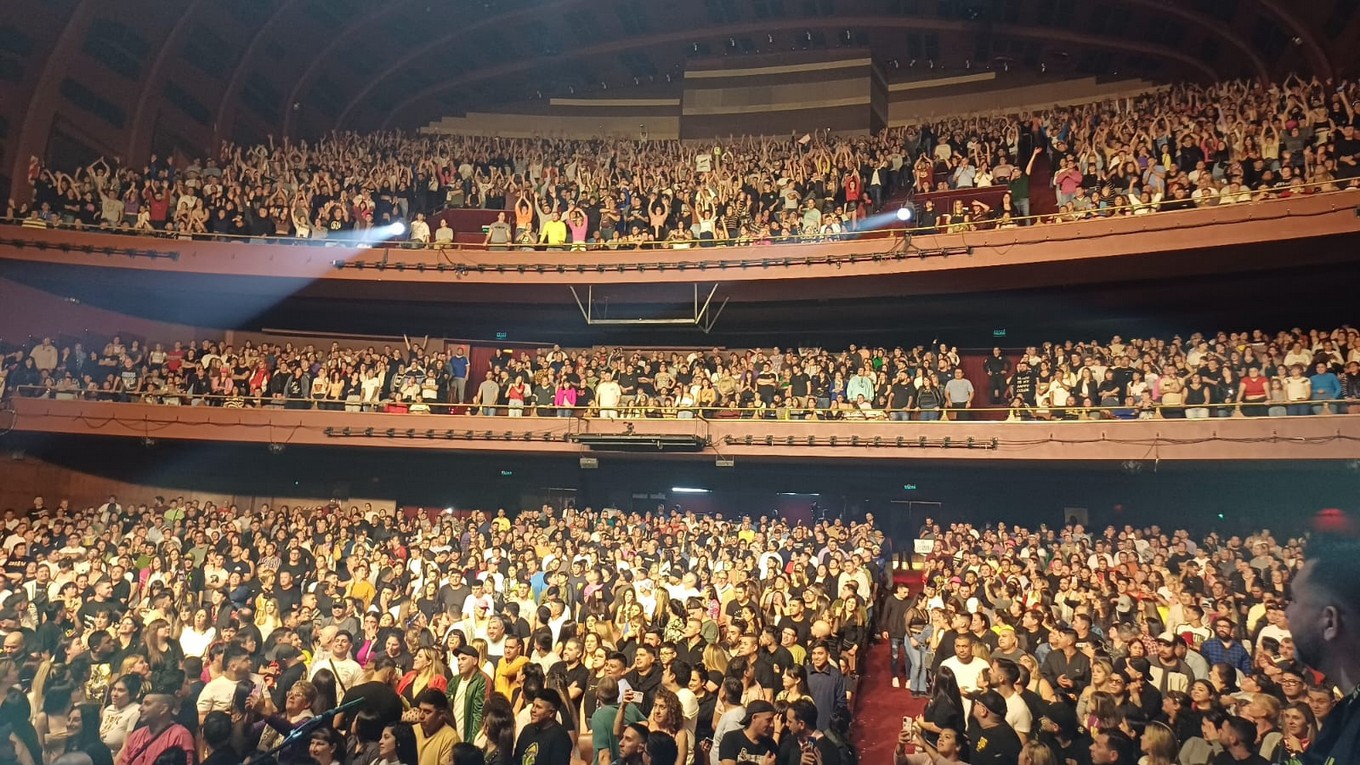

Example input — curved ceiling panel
[3,0,1358,177]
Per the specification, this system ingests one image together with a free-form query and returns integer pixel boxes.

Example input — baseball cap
[973,690,1008,717]
[740,700,776,726]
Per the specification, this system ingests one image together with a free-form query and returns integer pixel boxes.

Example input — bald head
[810,619,833,640]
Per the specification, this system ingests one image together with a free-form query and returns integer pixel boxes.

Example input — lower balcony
[7,397,1359,462]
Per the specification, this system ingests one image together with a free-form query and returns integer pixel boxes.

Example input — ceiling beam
[1118,0,1268,82]
[9,0,101,204]
[330,0,1270,132]
[327,0,595,132]
[126,0,208,164]
[1252,0,1334,79]
[212,0,305,148]
[372,18,1223,132]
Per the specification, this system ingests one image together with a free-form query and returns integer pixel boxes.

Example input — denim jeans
[889,637,909,679]
[911,646,932,693]
[919,410,941,421]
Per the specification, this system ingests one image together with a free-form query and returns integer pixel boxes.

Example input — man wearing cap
[515,688,573,765]
[446,645,486,743]
[969,690,1022,765]
[1148,633,1191,694]
[718,699,777,765]
[1037,700,1090,764]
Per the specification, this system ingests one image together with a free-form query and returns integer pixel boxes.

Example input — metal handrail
[4,179,1354,253]
[9,386,1355,419]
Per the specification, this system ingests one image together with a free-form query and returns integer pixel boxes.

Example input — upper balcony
[3,190,1360,311]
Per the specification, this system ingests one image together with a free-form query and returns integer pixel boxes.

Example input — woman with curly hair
[616,686,689,765]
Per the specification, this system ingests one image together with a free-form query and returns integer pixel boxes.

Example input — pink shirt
[120,723,196,765]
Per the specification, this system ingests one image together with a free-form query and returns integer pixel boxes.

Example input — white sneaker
[892,677,901,688]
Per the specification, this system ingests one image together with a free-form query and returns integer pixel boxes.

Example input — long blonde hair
[1142,722,1179,765]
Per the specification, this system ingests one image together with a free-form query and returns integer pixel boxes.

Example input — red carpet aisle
[853,567,928,763]
[852,639,927,763]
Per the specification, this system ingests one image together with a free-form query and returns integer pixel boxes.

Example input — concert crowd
[9,75,1360,245]
[0,489,1347,765]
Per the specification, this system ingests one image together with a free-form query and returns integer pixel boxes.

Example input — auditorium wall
[3,436,1355,536]
[0,454,396,517]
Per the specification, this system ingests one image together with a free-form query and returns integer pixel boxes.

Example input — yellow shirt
[496,655,528,699]
[347,579,376,610]
[415,721,460,765]
[540,219,568,245]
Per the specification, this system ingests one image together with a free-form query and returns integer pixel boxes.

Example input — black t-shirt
[2,554,27,580]
[971,722,1023,765]
[514,720,574,765]
[1210,752,1268,765]
[755,646,795,691]
[549,660,591,716]
[776,734,842,765]
[719,729,776,764]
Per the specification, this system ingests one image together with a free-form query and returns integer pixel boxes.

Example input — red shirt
[121,723,196,765]
[1240,375,1269,399]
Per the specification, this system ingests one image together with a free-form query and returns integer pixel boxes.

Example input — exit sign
[495,331,508,340]
[903,483,917,491]
[992,329,1007,337]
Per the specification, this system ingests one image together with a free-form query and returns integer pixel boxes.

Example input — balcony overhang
[8,399,1360,463]
[1,193,1358,308]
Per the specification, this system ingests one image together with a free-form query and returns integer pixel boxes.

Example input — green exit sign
[500,470,514,477]
[993,329,1007,337]
[496,331,508,340]
[903,483,917,491]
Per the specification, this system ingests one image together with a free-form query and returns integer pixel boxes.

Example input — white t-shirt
[711,706,745,765]
[1004,691,1032,735]
[940,656,988,717]
[197,675,239,716]
[676,686,700,757]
